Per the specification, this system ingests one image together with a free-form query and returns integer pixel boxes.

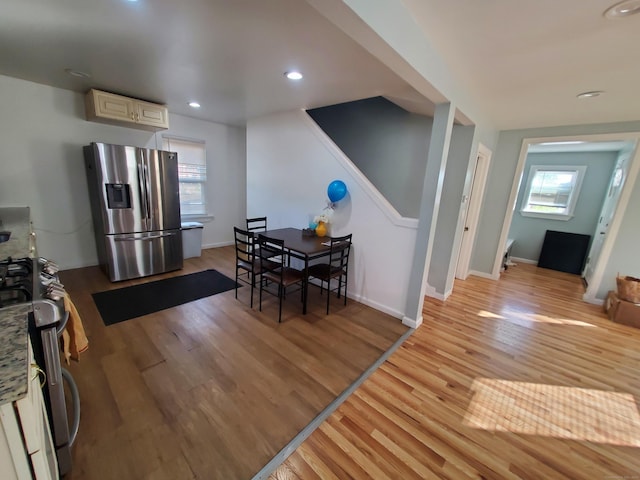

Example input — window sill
[520,211,573,221]
[181,214,214,222]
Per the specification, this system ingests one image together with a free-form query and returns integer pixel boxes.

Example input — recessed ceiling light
[539,141,586,145]
[285,71,303,80]
[64,68,91,79]
[188,102,201,108]
[577,90,604,99]
[604,0,640,18]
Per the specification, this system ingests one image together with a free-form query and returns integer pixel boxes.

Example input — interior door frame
[583,139,640,302]
[492,132,640,302]
[582,156,630,284]
[456,143,491,280]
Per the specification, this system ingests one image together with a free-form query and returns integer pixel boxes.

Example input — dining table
[261,227,332,314]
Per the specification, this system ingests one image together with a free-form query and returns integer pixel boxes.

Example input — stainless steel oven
[0,256,80,477]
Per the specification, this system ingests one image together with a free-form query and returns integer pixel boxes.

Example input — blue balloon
[327,180,347,203]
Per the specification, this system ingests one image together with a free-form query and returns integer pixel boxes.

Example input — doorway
[582,147,634,285]
[456,143,491,280]
[492,133,640,303]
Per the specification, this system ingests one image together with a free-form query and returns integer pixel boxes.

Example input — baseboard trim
[582,294,605,306]
[300,288,405,322]
[424,283,442,300]
[251,326,415,480]
[402,315,423,328]
[349,292,405,320]
[60,260,99,271]
[203,241,233,249]
[469,270,499,280]
[424,285,453,302]
[511,256,537,265]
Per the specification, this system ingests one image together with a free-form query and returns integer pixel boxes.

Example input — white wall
[159,115,247,250]
[0,74,246,269]
[247,110,418,318]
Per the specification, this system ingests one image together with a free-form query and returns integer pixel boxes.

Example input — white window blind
[521,165,586,220]
[163,137,207,216]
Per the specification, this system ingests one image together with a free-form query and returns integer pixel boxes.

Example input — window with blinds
[521,165,586,220]
[162,137,207,216]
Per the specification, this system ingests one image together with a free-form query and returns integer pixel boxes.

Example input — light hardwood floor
[58,246,409,480]
[270,263,640,480]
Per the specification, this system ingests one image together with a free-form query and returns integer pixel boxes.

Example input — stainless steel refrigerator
[83,142,183,281]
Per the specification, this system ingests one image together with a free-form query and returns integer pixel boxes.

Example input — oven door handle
[56,311,70,338]
[61,368,80,447]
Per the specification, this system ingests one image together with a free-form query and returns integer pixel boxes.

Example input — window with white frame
[163,137,207,216]
[521,165,586,220]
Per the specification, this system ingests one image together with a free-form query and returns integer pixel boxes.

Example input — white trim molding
[491,141,531,278]
[204,241,233,249]
[469,270,500,280]
[456,143,492,280]
[424,283,453,301]
[348,292,405,321]
[520,164,587,220]
[584,137,640,301]
[402,315,423,328]
[583,296,605,306]
[510,256,537,265]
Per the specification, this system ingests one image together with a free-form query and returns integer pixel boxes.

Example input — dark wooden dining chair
[246,216,267,233]
[233,226,265,308]
[246,216,272,258]
[247,215,288,262]
[308,233,352,314]
[257,234,304,323]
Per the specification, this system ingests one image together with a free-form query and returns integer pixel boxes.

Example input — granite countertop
[0,207,34,406]
[0,304,31,406]
[0,206,35,261]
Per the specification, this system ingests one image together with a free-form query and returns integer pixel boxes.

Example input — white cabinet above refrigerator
[85,89,169,131]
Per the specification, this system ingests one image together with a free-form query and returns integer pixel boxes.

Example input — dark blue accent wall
[308,97,433,218]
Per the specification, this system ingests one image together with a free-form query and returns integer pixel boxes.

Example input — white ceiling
[403,0,640,129]
[1,0,639,129]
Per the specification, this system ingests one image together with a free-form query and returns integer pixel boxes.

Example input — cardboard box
[605,290,640,328]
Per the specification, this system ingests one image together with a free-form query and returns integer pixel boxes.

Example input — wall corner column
[403,102,455,326]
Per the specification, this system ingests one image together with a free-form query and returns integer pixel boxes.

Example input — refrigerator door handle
[115,232,177,241]
[137,157,149,230]
[142,162,152,223]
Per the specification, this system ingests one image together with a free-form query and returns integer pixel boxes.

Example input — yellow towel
[62,293,89,364]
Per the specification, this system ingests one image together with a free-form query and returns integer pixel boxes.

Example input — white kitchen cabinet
[0,404,31,480]
[0,343,58,480]
[85,88,169,131]
[135,99,169,129]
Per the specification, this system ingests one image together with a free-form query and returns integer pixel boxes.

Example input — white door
[582,164,627,284]
[456,145,491,279]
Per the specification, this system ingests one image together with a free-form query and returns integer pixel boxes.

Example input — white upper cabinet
[85,89,169,131]
[135,99,169,130]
